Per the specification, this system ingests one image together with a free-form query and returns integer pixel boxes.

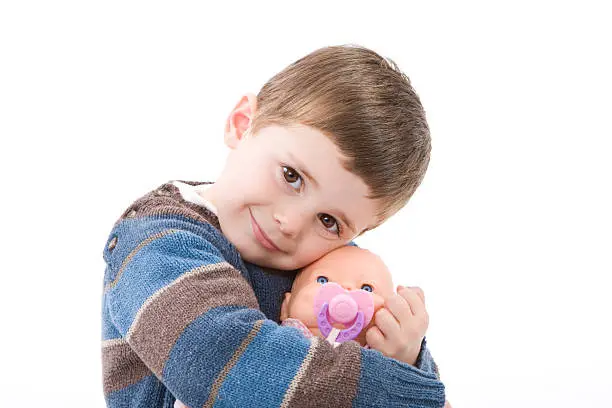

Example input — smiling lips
[249,209,281,251]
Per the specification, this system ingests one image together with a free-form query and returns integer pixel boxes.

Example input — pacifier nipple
[329,294,358,324]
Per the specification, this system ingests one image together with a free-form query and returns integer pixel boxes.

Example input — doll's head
[280,245,395,346]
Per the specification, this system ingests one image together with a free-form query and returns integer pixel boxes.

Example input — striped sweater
[101,180,446,408]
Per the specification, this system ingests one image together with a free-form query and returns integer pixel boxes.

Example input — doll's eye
[316,276,329,284]
[361,284,373,292]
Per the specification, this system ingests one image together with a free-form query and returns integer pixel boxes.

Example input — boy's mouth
[249,209,281,252]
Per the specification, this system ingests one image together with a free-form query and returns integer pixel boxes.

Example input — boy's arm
[103,222,445,408]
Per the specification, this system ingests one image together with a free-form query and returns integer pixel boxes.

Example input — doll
[279,245,395,348]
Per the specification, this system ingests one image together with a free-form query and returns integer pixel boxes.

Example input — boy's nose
[274,213,301,237]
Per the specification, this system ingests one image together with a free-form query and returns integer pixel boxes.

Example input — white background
[1,1,610,407]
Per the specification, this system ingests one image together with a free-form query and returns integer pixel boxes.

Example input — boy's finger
[385,292,414,321]
[365,326,386,350]
[397,287,426,317]
[398,285,425,304]
[374,308,401,337]
[411,286,426,304]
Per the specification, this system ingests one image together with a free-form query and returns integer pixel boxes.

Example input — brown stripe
[280,337,321,408]
[204,320,265,408]
[114,181,220,230]
[282,339,362,408]
[127,262,260,377]
[104,229,179,293]
[102,339,152,395]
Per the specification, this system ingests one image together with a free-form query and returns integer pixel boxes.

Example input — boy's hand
[365,286,429,366]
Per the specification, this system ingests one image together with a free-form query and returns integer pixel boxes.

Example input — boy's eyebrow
[287,152,357,235]
[287,152,319,189]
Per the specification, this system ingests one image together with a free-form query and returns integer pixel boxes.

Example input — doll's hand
[174,400,188,408]
[365,286,428,366]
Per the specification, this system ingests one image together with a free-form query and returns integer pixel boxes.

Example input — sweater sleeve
[103,222,445,408]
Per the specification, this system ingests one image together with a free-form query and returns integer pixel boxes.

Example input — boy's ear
[280,292,291,321]
[224,93,258,149]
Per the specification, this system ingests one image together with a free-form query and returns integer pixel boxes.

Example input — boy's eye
[316,276,329,284]
[319,213,341,236]
[281,165,342,238]
[361,284,373,292]
[282,166,302,190]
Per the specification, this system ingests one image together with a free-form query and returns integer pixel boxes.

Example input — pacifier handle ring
[335,311,365,342]
[316,303,333,338]
[316,303,366,343]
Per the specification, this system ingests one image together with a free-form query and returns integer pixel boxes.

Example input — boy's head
[202,45,430,270]
[280,246,395,346]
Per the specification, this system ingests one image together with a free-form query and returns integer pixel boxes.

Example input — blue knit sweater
[101,181,446,407]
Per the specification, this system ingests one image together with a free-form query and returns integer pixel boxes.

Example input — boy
[102,45,445,407]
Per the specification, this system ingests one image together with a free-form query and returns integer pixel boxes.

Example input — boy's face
[203,95,380,270]
[280,246,395,345]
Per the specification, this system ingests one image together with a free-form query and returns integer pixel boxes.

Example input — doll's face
[280,246,395,345]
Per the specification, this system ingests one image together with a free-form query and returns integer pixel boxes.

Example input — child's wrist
[398,345,421,366]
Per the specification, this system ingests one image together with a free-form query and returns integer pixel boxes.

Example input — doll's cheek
[372,295,386,310]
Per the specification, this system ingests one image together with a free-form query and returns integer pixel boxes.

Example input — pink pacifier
[313,282,374,344]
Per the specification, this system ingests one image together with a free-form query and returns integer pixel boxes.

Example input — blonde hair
[251,45,431,227]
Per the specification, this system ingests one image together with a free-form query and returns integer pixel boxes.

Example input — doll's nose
[328,294,358,324]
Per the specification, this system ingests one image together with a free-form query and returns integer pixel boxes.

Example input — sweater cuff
[356,346,446,407]
[415,336,441,379]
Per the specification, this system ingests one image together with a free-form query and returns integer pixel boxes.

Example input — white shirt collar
[171,180,218,215]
